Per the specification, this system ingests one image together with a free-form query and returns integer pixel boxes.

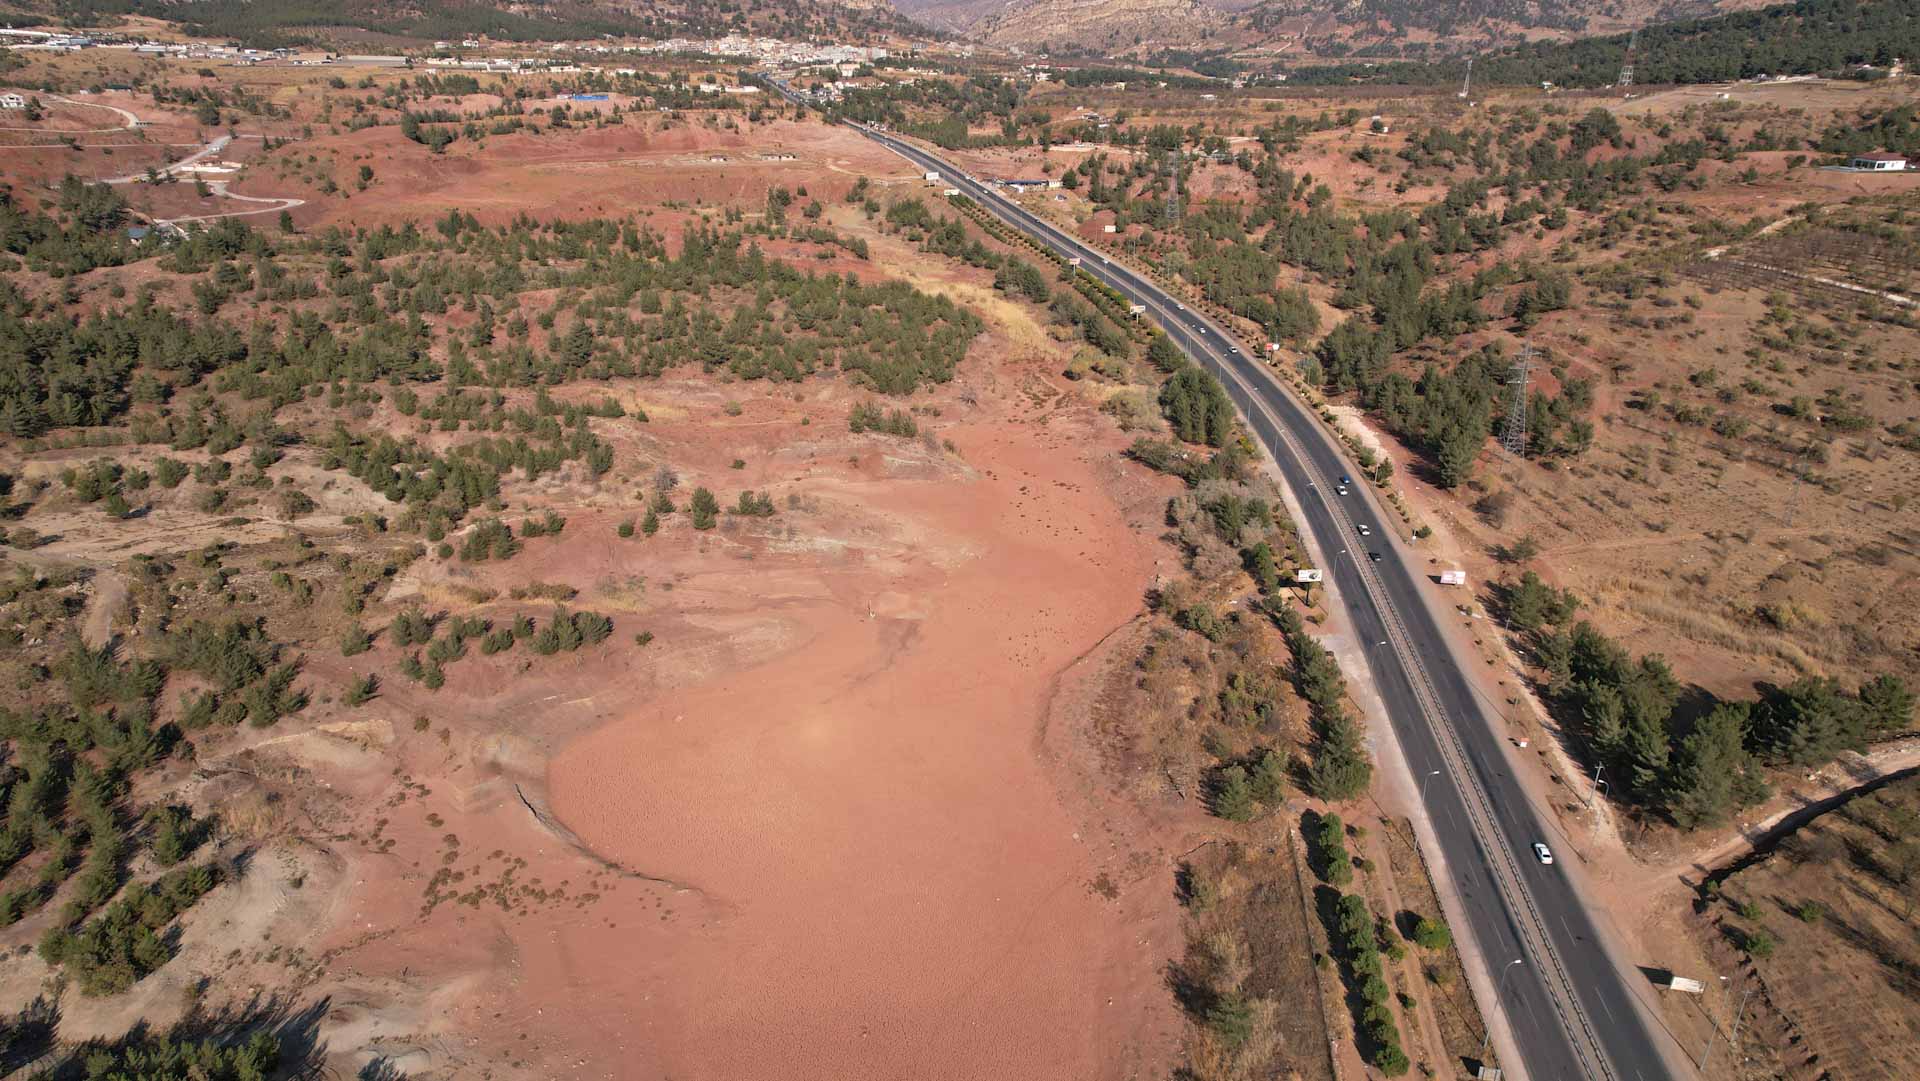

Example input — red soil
[545,411,1179,1079]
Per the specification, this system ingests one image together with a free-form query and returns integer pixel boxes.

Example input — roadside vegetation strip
[1180,308,1617,1078]
[1381,816,1491,1068]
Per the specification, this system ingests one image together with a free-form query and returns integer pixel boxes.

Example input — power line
[1501,343,1536,456]
[1459,56,1474,99]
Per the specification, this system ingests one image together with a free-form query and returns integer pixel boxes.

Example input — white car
[1533,843,1554,865]
[1335,486,1349,497]
[1357,524,1371,536]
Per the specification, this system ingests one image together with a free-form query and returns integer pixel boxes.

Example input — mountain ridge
[891,0,1759,56]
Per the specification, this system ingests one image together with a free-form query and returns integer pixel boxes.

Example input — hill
[33,0,923,45]
[1287,0,1920,87]
[892,0,1753,56]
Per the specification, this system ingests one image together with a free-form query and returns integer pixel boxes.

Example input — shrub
[1204,990,1255,1048]
[460,519,519,561]
[390,609,435,647]
[340,624,372,656]
[343,672,378,706]
[849,401,917,436]
[1412,917,1452,951]
[733,490,776,517]
[1313,814,1353,888]
[147,806,200,867]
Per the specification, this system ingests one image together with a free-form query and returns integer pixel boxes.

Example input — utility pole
[1618,29,1638,90]
[1584,764,1609,811]
[1501,343,1536,456]
[1700,977,1753,1071]
[1728,980,1753,1064]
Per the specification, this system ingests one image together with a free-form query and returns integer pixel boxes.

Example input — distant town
[0,25,901,78]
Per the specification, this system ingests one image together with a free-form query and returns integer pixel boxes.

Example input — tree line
[1507,572,1913,828]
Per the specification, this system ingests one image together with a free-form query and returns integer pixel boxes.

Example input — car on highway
[1533,842,1555,865]
[1339,474,1351,486]
[1367,551,1382,563]
[1357,524,1370,536]
[1335,486,1349,496]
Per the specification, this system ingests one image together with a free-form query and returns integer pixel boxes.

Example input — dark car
[1339,474,1351,486]
[1367,551,1383,563]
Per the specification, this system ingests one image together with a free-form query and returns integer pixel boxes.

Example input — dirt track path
[1624,737,1920,901]
[79,570,126,649]
[0,94,140,134]
[156,180,305,225]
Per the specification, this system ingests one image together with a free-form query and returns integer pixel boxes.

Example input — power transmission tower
[1501,344,1536,456]
[1163,148,1181,226]
[1618,28,1638,89]
[1458,57,1473,99]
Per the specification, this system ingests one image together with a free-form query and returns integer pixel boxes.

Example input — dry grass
[1697,774,1920,1081]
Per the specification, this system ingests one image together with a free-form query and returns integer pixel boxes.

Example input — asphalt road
[808,98,1678,1081]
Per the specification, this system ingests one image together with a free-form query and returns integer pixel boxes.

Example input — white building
[1850,152,1909,171]
[0,93,26,110]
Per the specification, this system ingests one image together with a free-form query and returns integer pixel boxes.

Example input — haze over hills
[891,0,1763,55]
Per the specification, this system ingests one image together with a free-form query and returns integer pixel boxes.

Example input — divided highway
[798,92,1679,1081]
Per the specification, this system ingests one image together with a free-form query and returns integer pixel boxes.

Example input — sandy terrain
[545,379,1184,1080]
[243,118,914,230]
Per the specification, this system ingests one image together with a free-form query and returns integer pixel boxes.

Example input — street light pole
[1420,768,1441,806]
[1479,957,1525,1062]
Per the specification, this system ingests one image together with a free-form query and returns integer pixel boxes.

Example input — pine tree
[1250,749,1288,806]
[1309,708,1373,801]
[689,487,719,530]
[1859,674,1913,736]
[1664,702,1767,829]
[1212,766,1256,822]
